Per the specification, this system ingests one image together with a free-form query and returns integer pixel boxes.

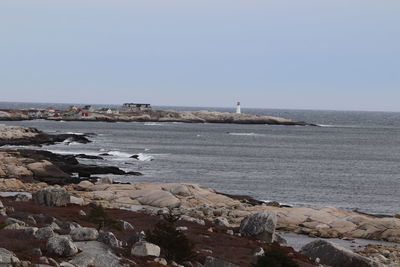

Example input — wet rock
[239,212,277,243]
[300,239,381,267]
[70,227,99,241]
[131,241,161,257]
[75,154,103,160]
[32,187,70,207]
[96,177,113,184]
[47,236,79,257]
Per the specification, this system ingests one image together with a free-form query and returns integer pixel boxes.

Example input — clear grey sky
[0,0,399,111]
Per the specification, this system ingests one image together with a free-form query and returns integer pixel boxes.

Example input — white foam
[317,124,335,127]
[66,132,84,135]
[144,122,164,126]
[108,151,132,158]
[137,153,154,161]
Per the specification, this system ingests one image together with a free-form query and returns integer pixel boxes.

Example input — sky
[0,0,399,111]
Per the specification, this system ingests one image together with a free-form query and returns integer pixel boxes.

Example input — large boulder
[32,187,70,207]
[47,236,78,257]
[98,231,120,247]
[300,239,382,267]
[70,227,99,241]
[131,241,161,257]
[239,212,277,243]
[137,189,181,208]
[27,160,70,180]
[69,241,124,267]
[0,248,20,265]
[203,256,239,267]
[34,226,56,239]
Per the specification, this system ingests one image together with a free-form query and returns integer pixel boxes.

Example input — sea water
[1,102,399,215]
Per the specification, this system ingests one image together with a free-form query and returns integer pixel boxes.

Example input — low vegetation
[146,215,196,263]
[83,205,121,231]
[253,246,299,267]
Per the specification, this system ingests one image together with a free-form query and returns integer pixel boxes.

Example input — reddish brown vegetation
[0,197,315,267]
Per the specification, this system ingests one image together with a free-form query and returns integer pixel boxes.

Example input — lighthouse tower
[236,102,241,114]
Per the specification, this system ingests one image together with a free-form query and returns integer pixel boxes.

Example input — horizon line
[0,100,399,114]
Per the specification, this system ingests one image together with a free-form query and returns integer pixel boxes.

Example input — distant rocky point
[0,108,316,126]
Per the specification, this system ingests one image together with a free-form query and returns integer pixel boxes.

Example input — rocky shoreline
[0,109,316,126]
[1,126,399,267]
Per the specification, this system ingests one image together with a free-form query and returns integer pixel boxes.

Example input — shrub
[253,246,299,267]
[146,216,196,263]
[84,205,121,230]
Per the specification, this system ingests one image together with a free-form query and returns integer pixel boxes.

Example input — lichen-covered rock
[70,227,99,241]
[47,236,78,257]
[117,220,134,231]
[34,226,56,239]
[98,231,120,247]
[0,248,21,265]
[300,239,382,267]
[32,187,70,207]
[131,241,161,257]
[239,212,277,243]
[214,217,230,227]
[69,241,124,267]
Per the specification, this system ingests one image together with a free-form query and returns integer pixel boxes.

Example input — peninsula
[0,104,315,126]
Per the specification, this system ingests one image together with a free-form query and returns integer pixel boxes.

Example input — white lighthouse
[236,101,241,114]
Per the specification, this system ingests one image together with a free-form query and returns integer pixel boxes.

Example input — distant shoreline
[0,108,316,126]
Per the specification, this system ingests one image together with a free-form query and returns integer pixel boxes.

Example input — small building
[97,108,119,115]
[122,103,152,112]
[27,109,44,118]
[83,105,95,112]
[46,107,56,117]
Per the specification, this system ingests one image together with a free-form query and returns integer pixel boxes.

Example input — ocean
[1,102,399,216]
